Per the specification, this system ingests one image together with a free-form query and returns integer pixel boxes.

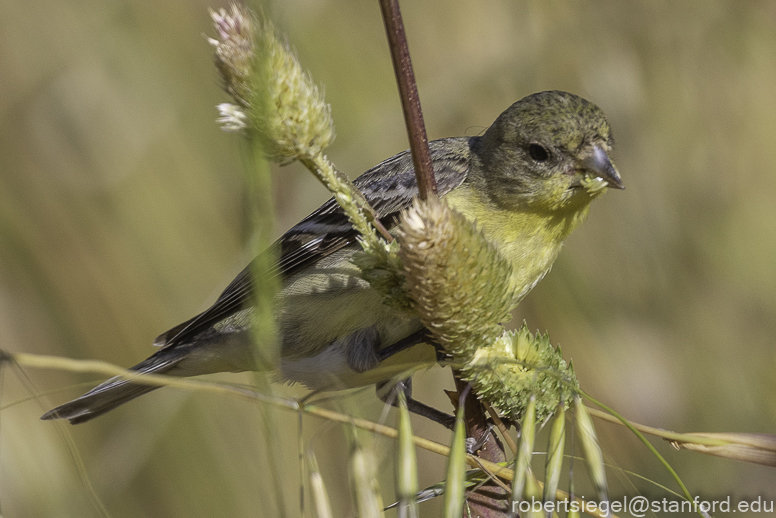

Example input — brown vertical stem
[378,3,506,514]
[454,376,509,517]
[378,0,438,200]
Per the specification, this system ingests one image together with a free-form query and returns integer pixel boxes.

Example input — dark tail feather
[41,382,160,424]
[41,352,181,425]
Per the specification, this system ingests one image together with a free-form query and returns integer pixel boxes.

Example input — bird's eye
[528,143,550,162]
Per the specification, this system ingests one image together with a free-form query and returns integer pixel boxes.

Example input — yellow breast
[444,184,591,302]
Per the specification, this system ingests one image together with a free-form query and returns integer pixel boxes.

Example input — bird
[41,90,623,424]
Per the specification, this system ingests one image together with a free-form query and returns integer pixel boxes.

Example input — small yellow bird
[42,90,622,424]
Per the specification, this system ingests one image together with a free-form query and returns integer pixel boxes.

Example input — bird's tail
[40,350,182,425]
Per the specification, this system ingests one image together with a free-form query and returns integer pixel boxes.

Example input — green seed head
[254,23,335,161]
[209,4,335,160]
[461,325,579,422]
[398,195,517,357]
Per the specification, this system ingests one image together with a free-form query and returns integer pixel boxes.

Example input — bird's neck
[445,185,591,301]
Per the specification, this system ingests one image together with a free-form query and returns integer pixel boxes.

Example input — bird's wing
[155,137,472,348]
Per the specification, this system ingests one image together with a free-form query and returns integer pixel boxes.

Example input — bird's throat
[445,185,591,302]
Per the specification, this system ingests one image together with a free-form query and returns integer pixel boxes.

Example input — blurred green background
[2,1,776,516]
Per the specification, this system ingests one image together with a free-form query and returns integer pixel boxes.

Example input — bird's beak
[580,145,624,190]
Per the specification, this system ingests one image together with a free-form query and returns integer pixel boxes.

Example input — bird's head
[475,90,623,214]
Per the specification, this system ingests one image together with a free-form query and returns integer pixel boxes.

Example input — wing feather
[156,137,473,348]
